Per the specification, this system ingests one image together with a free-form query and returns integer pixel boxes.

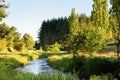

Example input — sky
[2,0,110,40]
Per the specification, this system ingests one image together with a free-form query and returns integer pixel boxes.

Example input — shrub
[14,42,25,51]
[70,24,107,55]
[0,39,7,51]
[45,42,61,52]
[80,57,120,79]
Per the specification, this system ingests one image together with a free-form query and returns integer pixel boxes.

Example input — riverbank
[0,51,79,80]
[48,52,120,80]
[1,50,120,80]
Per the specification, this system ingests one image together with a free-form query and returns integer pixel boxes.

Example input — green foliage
[110,0,120,58]
[48,54,74,72]
[6,26,17,47]
[22,33,35,50]
[45,42,61,52]
[68,8,79,37]
[80,57,120,79]
[91,0,109,29]
[14,41,25,51]
[38,17,69,50]
[89,75,114,80]
[0,0,8,21]
[0,39,7,51]
[0,23,9,39]
[71,23,107,54]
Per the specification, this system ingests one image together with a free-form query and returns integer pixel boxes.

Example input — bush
[71,24,107,55]
[0,39,7,51]
[48,55,74,72]
[45,42,61,52]
[14,42,25,51]
[89,74,114,80]
[80,57,120,79]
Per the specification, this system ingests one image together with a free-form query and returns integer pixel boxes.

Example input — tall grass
[0,51,79,80]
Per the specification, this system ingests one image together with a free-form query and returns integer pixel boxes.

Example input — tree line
[0,0,35,52]
[38,0,120,58]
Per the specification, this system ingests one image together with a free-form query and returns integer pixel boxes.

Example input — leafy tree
[110,0,120,58]
[13,32,24,51]
[45,42,61,52]
[91,0,109,29]
[68,8,79,54]
[68,8,79,39]
[0,23,9,39]
[71,23,106,56]
[6,26,17,47]
[22,33,35,50]
[0,0,8,21]
[14,41,25,51]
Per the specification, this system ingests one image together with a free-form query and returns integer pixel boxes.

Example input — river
[15,58,59,74]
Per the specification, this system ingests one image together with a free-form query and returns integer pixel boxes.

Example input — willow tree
[91,0,109,29]
[110,0,120,58]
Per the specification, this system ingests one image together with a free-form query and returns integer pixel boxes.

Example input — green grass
[0,51,79,80]
[0,67,79,80]
[48,53,120,79]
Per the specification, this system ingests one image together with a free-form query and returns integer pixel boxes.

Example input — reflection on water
[15,58,58,74]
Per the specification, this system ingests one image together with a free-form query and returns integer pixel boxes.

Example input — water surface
[16,58,58,74]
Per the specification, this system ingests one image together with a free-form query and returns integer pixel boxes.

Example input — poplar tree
[68,8,79,56]
[91,0,109,29]
[110,0,120,58]
[69,8,79,38]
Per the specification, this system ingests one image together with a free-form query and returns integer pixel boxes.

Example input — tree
[0,23,9,39]
[71,23,106,55]
[68,8,79,39]
[110,0,120,58]
[0,0,8,21]
[68,8,79,55]
[6,26,17,47]
[22,33,35,50]
[38,17,69,50]
[91,0,109,29]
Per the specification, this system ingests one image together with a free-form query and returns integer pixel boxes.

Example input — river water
[15,58,58,74]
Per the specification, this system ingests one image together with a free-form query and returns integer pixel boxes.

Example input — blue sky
[2,0,110,40]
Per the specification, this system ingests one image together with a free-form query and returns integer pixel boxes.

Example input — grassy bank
[48,53,120,80]
[0,67,78,80]
[0,51,79,80]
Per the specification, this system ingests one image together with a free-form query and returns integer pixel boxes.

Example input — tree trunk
[117,41,120,59]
